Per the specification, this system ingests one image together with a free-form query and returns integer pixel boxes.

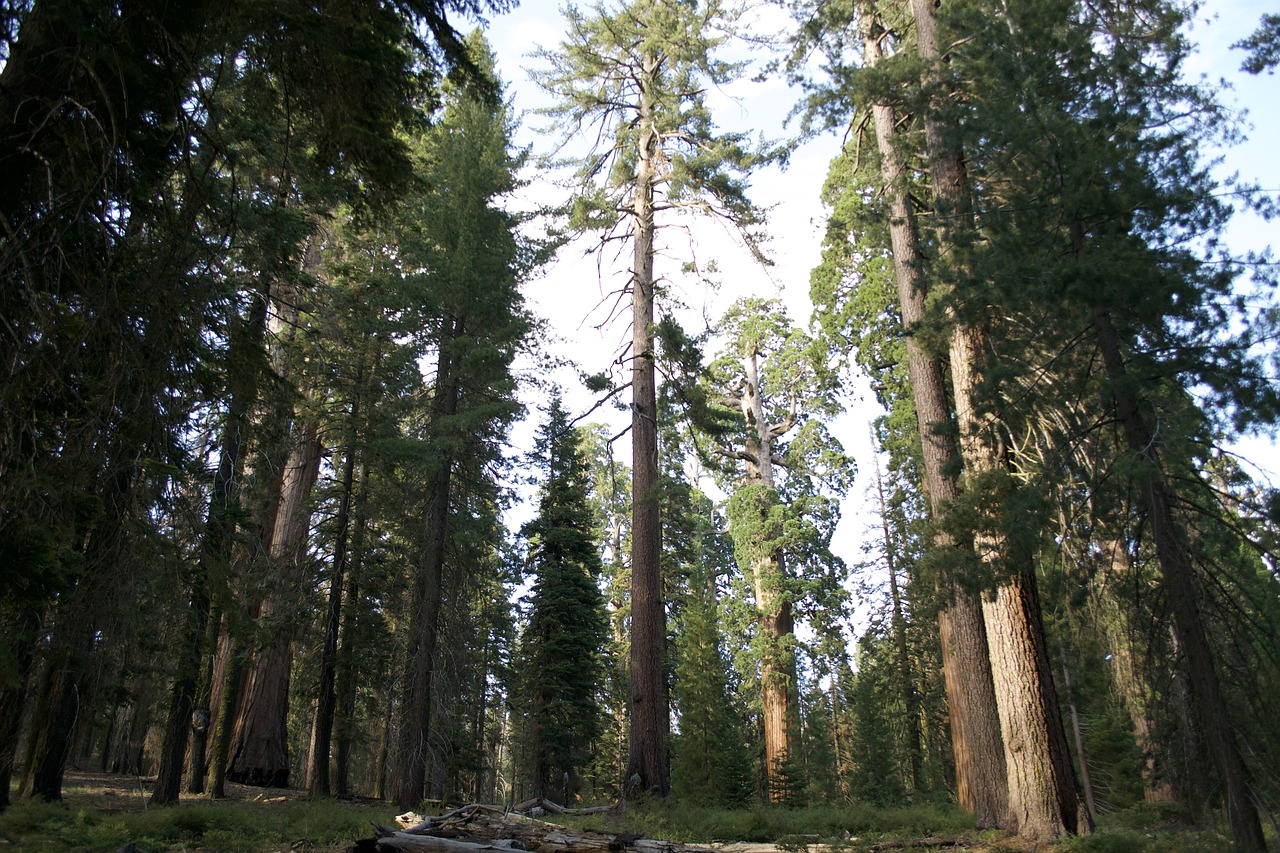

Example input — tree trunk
[901,0,1086,838]
[982,570,1084,841]
[626,51,668,799]
[335,467,370,798]
[0,606,40,811]
[874,454,924,795]
[396,320,464,809]
[227,415,323,787]
[1091,307,1266,853]
[207,629,245,797]
[1058,646,1096,822]
[309,410,360,796]
[859,7,1008,827]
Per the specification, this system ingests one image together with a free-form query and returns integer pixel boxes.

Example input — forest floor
[0,772,1250,853]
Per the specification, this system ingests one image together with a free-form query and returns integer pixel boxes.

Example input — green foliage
[532,0,772,251]
[0,796,378,852]
[1235,13,1280,74]
[517,396,611,801]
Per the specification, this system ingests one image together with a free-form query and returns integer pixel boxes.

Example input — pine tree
[393,34,532,807]
[532,0,768,796]
[519,396,610,803]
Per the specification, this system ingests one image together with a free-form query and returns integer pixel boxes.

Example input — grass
[0,785,385,852]
[564,801,975,844]
[2,774,1268,853]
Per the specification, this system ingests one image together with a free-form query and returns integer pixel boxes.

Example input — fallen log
[351,803,720,853]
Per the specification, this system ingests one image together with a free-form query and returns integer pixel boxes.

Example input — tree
[1,0,512,806]
[532,0,767,796]
[518,396,610,802]
[700,298,853,802]
[800,0,1012,825]
[393,33,532,808]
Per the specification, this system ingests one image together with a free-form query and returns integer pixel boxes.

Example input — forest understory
[0,772,1253,853]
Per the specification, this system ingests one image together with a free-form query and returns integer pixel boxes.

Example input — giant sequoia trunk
[226,415,324,787]
[728,344,798,802]
[626,54,669,799]
[859,8,1008,827]
[1091,307,1267,853]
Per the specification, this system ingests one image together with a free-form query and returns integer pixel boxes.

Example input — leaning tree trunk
[859,6,1008,827]
[1091,306,1267,853]
[626,51,669,800]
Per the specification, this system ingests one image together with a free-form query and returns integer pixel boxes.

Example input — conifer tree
[393,33,532,808]
[519,396,610,803]
[533,0,767,796]
[700,298,853,802]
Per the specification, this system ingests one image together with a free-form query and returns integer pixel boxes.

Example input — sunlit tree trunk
[859,7,1008,827]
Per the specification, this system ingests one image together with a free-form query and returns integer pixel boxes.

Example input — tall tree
[393,33,531,808]
[532,0,767,796]
[800,0,1012,825]
[518,396,610,802]
[700,298,853,802]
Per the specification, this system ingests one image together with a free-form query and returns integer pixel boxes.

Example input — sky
[481,0,1280,619]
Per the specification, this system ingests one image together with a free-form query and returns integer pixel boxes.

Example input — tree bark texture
[982,571,1084,841]
[860,8,1008,827]
[626,53,669,799]
[227,414,323,787]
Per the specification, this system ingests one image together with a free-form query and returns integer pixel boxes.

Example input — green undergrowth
[0,794,382,852]
[1051,802,1251,853]
[560,801,974,844]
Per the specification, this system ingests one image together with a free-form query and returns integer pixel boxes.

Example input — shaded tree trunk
[309,405,361,796]
[0,606,40,811]
[227,415,323,787]
[1091,306,1267,853]
[334,464,370,798]
[395,320,463,809]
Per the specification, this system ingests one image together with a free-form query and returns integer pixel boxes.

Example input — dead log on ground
[353,803,719,853]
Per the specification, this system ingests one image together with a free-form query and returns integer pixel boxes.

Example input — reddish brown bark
[859,8,1008,827]
[626,59,668,797]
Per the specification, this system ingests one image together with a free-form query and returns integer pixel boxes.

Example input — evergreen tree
[519,396,610,803]
[393,32,532,808]
[699,298,853,802]
[532,0,769,796]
